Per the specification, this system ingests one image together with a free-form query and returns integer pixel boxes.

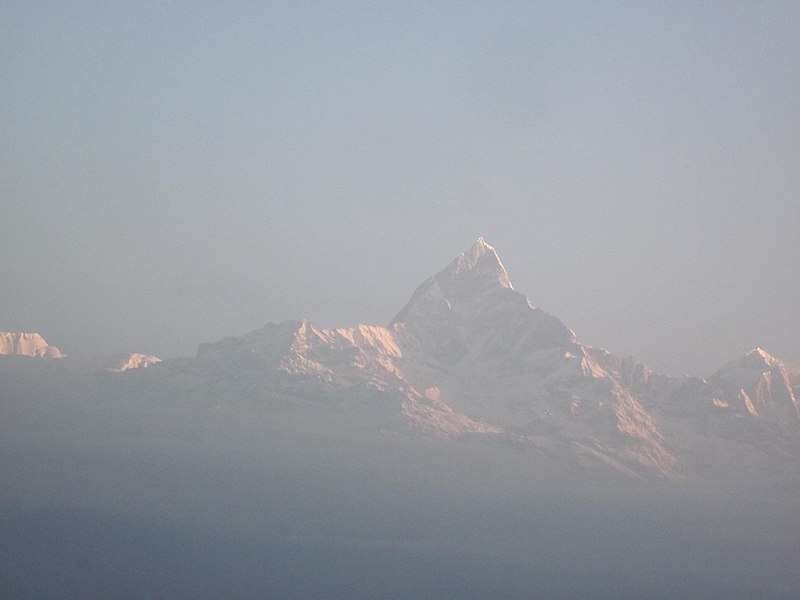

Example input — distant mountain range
[4,238,799,481]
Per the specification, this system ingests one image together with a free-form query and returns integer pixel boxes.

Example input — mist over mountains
[3,239,799,598]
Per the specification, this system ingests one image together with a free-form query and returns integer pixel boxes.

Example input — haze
[2,2,799,375]
[2,359,799,598]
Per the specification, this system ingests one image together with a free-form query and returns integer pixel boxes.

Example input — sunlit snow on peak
[444,237,514,291]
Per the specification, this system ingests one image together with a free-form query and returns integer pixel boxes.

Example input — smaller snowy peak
[0,332,64,358]
[107,353,161,372]
[712,347,780,386]
[708,347,798,424]
[52,352,162,375]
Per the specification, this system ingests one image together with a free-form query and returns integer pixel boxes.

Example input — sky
[2,1,798,376]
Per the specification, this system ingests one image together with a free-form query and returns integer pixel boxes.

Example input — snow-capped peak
[713,348,780,382]
[390,238,518,326]
[438,237,513,293]
[705,347,799,425]
[0,332,64,358]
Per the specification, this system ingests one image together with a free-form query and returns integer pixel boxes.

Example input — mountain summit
[392,237,515,326]
[425,236,514,299]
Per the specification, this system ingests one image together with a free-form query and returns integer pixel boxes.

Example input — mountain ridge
[150,239,799,480]
[4,239,798,482]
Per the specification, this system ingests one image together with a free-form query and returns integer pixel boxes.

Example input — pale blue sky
[2,1,799,375]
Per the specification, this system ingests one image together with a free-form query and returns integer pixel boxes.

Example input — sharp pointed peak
[390,239,520,326]
[744,347,779,366]
[465,236,495,256]
[444,237,513,291]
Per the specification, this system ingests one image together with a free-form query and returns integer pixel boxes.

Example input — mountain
[3,241,796,481]
[147,238,798,481]
[0,332,64,358]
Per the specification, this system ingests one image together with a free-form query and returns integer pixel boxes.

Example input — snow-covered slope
[0,332,63,358]
[190,318,500,435]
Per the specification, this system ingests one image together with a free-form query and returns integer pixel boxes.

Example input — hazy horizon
[3,2,799,376]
